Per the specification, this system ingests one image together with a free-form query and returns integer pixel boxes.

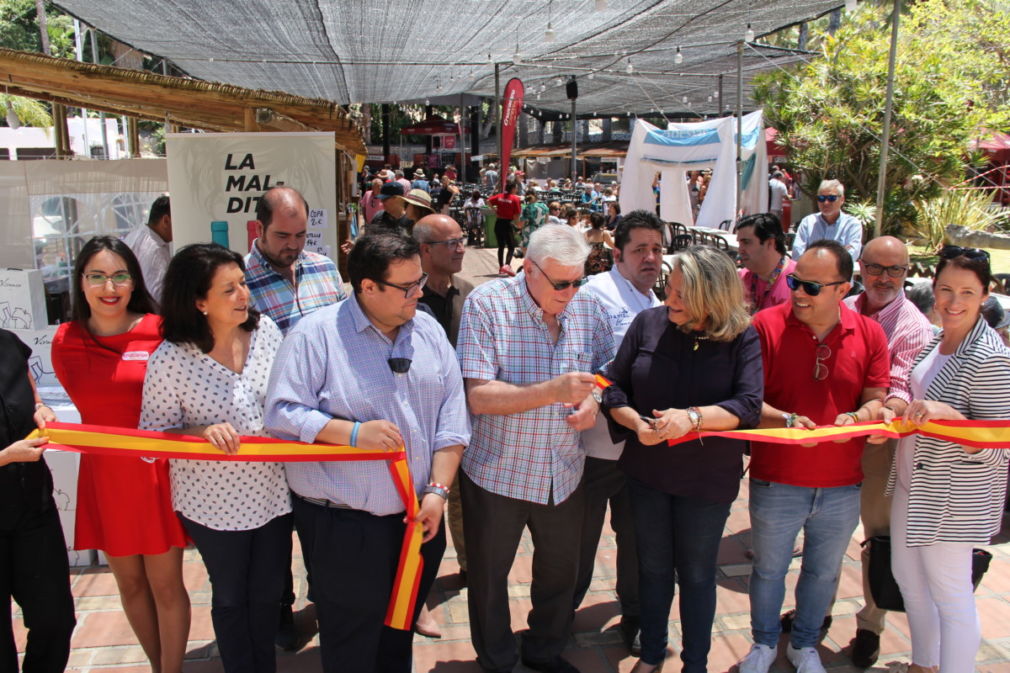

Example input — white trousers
[891,485,980,672]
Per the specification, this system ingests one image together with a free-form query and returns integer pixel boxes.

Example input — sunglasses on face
[530,258,588,291]
[786,274,846,296]
[860,262,908,278]
[939,245,989,261]
[816,194,840,203]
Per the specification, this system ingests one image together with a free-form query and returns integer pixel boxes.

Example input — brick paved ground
[13,477,1010,672]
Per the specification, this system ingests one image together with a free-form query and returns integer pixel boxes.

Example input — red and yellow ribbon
[593,375,1010,448]
[26,422,424,631]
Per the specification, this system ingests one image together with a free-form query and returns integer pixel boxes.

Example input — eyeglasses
[84,272,132,287]
[813,343,831,381]
[860,262,908,278]
[939,245,990,261]
[375,272,429,298]
[530,259,588,291]
[387,357,412,374]
[816,194,840,203]
[785,274,846,296]
[425,237,465,249]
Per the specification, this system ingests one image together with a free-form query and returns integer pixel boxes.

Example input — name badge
[122,351,150,362]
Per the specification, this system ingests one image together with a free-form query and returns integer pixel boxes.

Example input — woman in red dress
[52,236,189,673]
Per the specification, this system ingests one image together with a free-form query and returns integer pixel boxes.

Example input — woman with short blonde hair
[602,245,764,673]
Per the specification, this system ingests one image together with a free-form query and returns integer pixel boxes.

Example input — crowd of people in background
[3,163,1009,673]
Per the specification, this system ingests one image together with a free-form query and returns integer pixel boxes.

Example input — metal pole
[736,40,744,221]
[89,27,110,159]
[571,99,577,182]
[873,0,902,239]
[458,93,465,181]
[494,64,501,171]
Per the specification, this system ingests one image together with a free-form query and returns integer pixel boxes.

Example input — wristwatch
[782,412,797,428]
[591,387,603,404]
[686,407,701,432]
[423,482,450,500]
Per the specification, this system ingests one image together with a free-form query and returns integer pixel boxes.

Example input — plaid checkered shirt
[244,242,347,335]
[456,273,615,505]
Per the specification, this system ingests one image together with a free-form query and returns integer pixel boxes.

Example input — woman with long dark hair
[52,235,189,673]
[140,243,291,673]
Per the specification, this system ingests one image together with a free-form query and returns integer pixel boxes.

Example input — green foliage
[753,0,1010,235]
[912,188,1003,251]
[1,93,52,127]
[843,199,877,242]
[0,0,74,57]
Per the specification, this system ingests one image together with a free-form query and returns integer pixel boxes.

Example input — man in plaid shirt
[245,186,347,336]
[457,224,615,673]
[244,185,346,649]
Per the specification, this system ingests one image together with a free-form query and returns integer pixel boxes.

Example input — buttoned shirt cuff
[299,409,334,445]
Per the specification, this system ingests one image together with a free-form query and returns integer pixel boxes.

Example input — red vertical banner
[500,78,525,192]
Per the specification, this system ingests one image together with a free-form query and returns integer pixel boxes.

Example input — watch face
[592,388,603,403]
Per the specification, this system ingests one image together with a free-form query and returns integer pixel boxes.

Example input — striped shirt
[244,241,347,335]
[886,317,1010,545]
[456,273,615,505]
[265,296,470,516]
[845,293,934,404]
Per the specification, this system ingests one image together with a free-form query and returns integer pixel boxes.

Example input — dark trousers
[181,513,292,673]
[0,501,75,673]
[494,217,515,268]
[461,469,585,672]
[573,457,639,620]
[628,477,730,672]
[292,496,445,673]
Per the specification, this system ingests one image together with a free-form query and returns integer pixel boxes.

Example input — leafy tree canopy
[0,0,74,58]
[753,0,1010,233]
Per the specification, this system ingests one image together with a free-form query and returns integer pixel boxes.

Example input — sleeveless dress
[52,313,187,556]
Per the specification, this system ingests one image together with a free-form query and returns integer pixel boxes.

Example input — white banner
[166,132,337,258]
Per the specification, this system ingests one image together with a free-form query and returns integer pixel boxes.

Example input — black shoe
[275,604,298,651]
[780,608,832,635]
[458,568,467,587]
[850,629,880,668]
[520,655,580,673]
[620,618,642,657]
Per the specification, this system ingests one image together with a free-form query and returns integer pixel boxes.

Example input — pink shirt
[844,293,935,405]
[397,178,413,195]
[739,257,797,313]
[359,190,384,223]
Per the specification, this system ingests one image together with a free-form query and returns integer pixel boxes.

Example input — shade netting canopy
[54,0,842,115]
[400,116,462,136]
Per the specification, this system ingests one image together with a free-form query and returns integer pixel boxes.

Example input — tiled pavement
[14,477,1010,672]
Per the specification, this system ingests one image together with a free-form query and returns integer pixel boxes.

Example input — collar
[146,226,168,246]
[852,290,904,322]
[248,238,304,277]
[608,265,658,305]
[347,293,414,343]
[785,299,858,340]
[953,314,992,358]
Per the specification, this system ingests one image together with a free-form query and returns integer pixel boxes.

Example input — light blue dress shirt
[265,295,470,516]
[791,211,863,261]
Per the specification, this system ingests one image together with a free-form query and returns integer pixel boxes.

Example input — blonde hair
[670,246,750,341]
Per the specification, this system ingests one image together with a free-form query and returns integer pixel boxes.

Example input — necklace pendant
[693,340,699,351]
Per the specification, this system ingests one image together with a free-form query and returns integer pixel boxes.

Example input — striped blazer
[886,316,1010,546]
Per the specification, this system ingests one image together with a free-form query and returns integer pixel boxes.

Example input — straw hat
[403,189,434,213]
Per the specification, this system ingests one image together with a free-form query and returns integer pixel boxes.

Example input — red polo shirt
[751,301,890,487]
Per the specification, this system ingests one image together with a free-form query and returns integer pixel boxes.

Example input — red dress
[52,313,187,556]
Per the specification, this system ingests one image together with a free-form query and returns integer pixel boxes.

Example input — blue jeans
[748,479,861,649]
[628,477,731,672]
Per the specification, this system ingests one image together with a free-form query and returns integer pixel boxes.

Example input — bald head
[414,214,464,277]
[256,186,309,230]
[860,235,909,265]
[255,186,310,269]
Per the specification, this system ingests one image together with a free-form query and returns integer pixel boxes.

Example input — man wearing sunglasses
[791,180,863,263]
[738,240,890,673]
[265,232,469,673]
[457,224,615,673]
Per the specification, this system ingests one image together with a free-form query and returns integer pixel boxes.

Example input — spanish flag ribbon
[592,376,1010,449]
[664,419,1010,449]
[26,422,423,631]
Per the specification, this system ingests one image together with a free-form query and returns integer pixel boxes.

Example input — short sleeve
[456,294,497,381]
[863,322,892,389]
[139,344,185,432]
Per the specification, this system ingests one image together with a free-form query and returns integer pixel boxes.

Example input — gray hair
[818,179,845,197]
[527,224,590,268]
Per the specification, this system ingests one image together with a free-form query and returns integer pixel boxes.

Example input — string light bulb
[625,59,633,74]
[675,47,683,65]
[5,99,20,130]
[745,23,755,42]
[595,0,607,11]
[545,0,556,42]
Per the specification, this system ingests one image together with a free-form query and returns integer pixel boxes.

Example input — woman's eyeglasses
[785,274,846,297]
[813,343,831,381]
[84,272,132,287]
[939,245,989,261]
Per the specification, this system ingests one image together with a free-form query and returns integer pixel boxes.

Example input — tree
[1,93,52,127]
[0,0,74,58]
[752,0,1010,233]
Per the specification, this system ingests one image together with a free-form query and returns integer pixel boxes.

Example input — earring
[201,310,208,316]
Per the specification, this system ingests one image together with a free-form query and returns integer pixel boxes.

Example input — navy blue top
[602,306,764,504]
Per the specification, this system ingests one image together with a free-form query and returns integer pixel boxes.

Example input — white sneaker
[787,644,826,673]
[739,643,777,673]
